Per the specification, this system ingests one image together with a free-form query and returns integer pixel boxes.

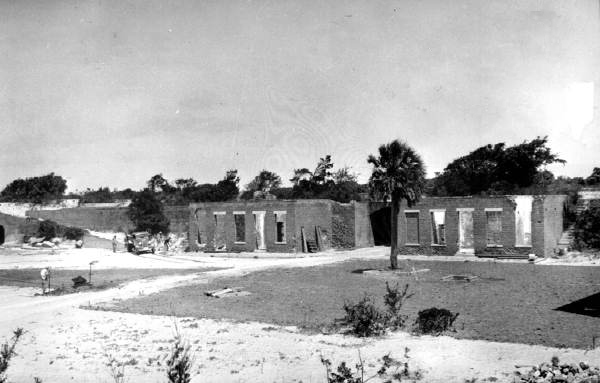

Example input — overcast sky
[1,0,599,192]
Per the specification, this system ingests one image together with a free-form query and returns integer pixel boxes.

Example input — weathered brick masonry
[27,206,189,235]
[189,200,373,253]
[396,195,566,257]
[0,211,50,244]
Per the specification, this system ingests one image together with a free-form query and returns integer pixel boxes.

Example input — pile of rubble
[516,357,599,383]
[24,236,62,249]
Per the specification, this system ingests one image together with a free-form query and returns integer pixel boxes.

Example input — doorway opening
[213,212,227,251]
[458,209,474,254]
[253,211,266,251]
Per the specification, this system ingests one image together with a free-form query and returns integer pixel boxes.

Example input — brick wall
[189,200,299,252]
[188,199,340,253]
[397,195,564,257]
[0,213,31,244]
[543,195,567,256]
[294,200,333,251]
[332,202,355,248]
[28,207,134,232]
[27,206,188,235]
[163,206,190,235]
[354,202,374,248]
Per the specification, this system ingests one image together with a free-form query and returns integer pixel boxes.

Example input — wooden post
[301,226,308,253]
[315,226,324,251]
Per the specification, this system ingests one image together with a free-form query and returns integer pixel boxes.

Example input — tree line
[3,136,600,267]
[2,137,599,207]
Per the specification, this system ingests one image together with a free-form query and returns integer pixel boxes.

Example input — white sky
[1,0,599,192]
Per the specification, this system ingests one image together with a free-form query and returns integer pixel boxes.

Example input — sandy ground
[1,247,598,383]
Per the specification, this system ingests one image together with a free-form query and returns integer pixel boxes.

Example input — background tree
[429,137,565,196]
[247,170,282,193]
[312,155,334,184]
[0,173,67,203]
[187,170,240,202]
[147,174,171,193]
[332,166,358,184]
[80,187,114,203]
[572,206,600,250]
[174,178,197,190]
[368,140,426,269]
[215,169,240,200]
[127,189,170,234]
[586,167,600,186]
[290,168,313,186]
[289,157,365,202]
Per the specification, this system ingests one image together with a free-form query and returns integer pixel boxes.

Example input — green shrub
[342,283,412,337]
[1,328,24,383]
[415,308,459,335]
[63,227,85,240]
[343,295,387,337]
[383,282,413,330]
[572,206,600,250]
[321,349,421,383]
[127,189,170,235]
[166,334,193,383]
[37,220,60,240]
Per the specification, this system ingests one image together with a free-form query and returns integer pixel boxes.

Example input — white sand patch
[86,230,126,243]
[0,202,33,217]
[3,309,599,383]
[1,248,598,383]
[535,252,600,266]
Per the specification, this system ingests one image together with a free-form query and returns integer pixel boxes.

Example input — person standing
[112,235,118,253]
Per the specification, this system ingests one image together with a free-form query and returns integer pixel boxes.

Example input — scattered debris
[362,268,430,277]
[442,274,479,282]
[515,356,600,383]
[205,287,250,298]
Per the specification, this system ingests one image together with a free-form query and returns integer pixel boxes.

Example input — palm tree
[367,140,426,269]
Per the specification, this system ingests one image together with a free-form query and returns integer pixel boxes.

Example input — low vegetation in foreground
[108,259,599,349]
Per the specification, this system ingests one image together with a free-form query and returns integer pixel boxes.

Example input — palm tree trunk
[390,195,400,269]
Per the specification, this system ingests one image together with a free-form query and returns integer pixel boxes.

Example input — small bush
[343,295,387,337]
[106,355,126,383]
[166,333,194,383]
[1,328,24,383]
[415,308,459,335]
[63,227,84,240]
[37,220,59,240]
[572,206,600,250]
[321,349,422,383]
[384,282,413,330]
[342,283,412,337]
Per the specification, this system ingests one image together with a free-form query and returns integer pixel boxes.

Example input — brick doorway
[253,211,266,251]
[457,209,474,255]
[370,207,391,246]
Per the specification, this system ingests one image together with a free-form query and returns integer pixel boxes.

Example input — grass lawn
[108,259,600,349]
[0,267,220,295]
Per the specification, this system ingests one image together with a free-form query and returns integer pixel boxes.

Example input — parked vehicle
[128,232,155,255]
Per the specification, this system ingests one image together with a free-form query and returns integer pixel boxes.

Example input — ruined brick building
[1,194,569,258]
[396,195,566,257]
[188,195,567,257]
[188,200,373,253]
